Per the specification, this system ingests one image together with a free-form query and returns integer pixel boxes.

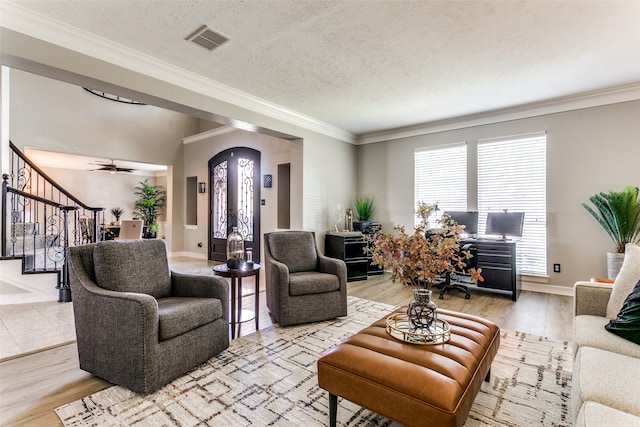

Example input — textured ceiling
[5,1,640,135]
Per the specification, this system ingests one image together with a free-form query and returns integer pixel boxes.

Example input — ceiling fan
[89,160,134,173]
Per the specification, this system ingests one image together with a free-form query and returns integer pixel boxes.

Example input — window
[477,133,547,276]
[414,144,467,226]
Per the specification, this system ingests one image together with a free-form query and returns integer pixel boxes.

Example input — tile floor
[0,300,76,360]
[0,256,265,361]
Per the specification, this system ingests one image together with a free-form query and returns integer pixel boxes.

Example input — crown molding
[182,126,236,144]
[357,83,640,145]
[0,2,355,144]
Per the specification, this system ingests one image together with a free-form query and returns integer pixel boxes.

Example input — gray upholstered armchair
[264,231,348,326]
[68,239,229,394]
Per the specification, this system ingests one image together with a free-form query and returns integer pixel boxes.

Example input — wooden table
[213,263,261,339]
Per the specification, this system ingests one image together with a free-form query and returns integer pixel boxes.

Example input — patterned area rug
[56,297,573,426]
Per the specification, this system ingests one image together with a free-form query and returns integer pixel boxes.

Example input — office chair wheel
[464,293,471,300]
[439,294,444,300]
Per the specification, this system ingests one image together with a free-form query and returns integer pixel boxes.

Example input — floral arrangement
[368,204,483,290]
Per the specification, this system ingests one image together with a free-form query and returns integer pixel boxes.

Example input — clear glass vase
[407,288,437,333]
[226,227,244,269]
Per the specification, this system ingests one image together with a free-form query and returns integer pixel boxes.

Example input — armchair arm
[318,254,348,289]
[69,272,161,392]
[264,252,290,324]
[71,276,159,337]
[266,257,290,293]
[171,271,229,323]
[574,280,613,317]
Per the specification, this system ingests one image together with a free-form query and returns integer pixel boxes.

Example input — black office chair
[436,242,476,300]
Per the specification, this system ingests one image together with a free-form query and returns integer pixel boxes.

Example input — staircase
[1,141,104,302]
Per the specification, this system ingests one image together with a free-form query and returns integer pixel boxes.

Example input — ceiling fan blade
[87,160,135,173]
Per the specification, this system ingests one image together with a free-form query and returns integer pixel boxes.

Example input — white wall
[303,133,357,236]
[6,68,200,250]
[356,100,640,291]
[35,167,158,220]
[182,129,295,261]
[8,69,199,165]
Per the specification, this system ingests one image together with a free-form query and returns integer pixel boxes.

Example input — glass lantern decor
[226,227,245,269]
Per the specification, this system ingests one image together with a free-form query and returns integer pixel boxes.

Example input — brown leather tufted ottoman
[317,306,500,427]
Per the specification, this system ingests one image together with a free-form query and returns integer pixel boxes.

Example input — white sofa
[572,244,640,427]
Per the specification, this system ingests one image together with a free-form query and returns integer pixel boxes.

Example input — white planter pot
[607,251,625,280]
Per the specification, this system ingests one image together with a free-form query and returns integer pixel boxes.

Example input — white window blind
[414,144,467,227]
[477,134,547,276]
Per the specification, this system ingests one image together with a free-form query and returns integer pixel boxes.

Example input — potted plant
[353,195,376,232]
[147,222,160,239]
[110,207,124,225]
[133,179,166,238]
[582,186,640,279]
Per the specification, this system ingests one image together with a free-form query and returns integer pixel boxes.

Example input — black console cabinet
[354,222,384,276]
[470,239,521,301]
[325,233,369,282]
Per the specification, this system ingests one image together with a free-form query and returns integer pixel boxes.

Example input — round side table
[213,263,261,339]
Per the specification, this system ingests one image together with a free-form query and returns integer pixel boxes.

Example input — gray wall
[356,100,640,291]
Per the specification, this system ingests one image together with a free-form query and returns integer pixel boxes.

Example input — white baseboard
[521,282,573,296]
[169,251,208,260]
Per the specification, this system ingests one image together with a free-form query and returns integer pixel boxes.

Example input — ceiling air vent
[187,25,229,51]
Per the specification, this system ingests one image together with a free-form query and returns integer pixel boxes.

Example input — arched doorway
[208,147,261,262]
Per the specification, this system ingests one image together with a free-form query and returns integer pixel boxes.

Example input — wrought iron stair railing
[1,141,105,302]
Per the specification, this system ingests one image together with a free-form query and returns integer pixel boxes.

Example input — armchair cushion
[157,297,222,341]
[289,272,341,296]
[93,239,172,299]
[267,231,318,273]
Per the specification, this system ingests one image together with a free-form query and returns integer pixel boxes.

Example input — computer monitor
[445,211,478,236]
[485,212,524,240]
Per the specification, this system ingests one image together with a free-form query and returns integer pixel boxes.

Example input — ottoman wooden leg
[485,368,491,382]
[329,392,337,427]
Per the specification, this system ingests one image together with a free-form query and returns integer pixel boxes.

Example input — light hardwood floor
[0,262,573,427]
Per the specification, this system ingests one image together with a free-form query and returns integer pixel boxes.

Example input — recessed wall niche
[186,176,197,226]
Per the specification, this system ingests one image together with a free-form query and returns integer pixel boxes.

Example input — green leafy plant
[133,179,166,229]
[582,186,640,253]
[354,195,375,221]
[110,206,124,221]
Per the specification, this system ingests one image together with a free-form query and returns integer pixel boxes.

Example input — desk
[213,263,261,339]
[463,238,521,301]
[101,224,148,240]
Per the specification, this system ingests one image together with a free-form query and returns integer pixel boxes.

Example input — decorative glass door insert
[209,148,260,262]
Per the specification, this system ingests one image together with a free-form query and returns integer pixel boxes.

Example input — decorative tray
[386,313,451,345]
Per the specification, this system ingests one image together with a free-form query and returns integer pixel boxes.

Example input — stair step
[0,259,59,305]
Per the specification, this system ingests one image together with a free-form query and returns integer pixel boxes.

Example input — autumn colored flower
[367,206,482,289]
